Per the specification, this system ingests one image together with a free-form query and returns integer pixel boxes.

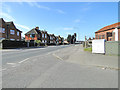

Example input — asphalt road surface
[1,45,118,88]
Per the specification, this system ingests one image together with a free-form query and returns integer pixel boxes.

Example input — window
[45,40,47,43]
[10,30,15,35]
[102,34,105,39]
[17,39,19,41]
[17,31,19,36]
[10,39,15,41]
[42,34,44,38]
[30,34,35,38]
[99,35,101,39]
[42,40,44,43]
[1,28,5,33]
[45,34,47,38]
[50,36,53,40]
[96,35,98,39]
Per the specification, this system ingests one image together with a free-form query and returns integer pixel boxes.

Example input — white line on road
[18,58,29,64]
[7,63,16,65]
[2,68,7,71]
[7,63,17,67]
[52,54,63,60]
[0,68,7,71]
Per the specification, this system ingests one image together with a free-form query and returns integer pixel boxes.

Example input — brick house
[25,27,42,42]
[25,27,49,44]
[95,22,120,41]
[49,34,56,44]
[41,30,48,44]
[56,35,64,45]
[0,18,22,41]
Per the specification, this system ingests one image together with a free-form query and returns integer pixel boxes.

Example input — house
[56,35,64,45]
[41,30,48,44]
[47,33,50,44]
[25,27,49,44]
[49,34,56,44]
[0,18,22,41]
[25,27,42,42]
[95,22,120,41]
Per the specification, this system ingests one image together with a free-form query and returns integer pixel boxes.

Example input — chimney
[35,27,39,30]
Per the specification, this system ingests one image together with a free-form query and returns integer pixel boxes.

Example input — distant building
[49,34,56,44]
[95,22,120,41]
[41,30,48,44]
[0,18,22,41]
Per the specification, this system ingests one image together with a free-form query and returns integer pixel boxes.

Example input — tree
[34,40,41,47]
[67,34,72,44]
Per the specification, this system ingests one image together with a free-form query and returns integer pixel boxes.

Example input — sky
[0,2,118,40]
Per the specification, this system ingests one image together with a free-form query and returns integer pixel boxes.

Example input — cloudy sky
[0,2,118,40]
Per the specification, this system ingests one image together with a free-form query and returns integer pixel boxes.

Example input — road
[2,45,69,65]
[1,45,118,88]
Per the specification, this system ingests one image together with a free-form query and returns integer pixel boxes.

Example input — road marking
[7,63,16,65]
[52,54,63,60]
[7,63,17,67]
[2,68,6,71]
[18,58,29,64]
[0,68,7,71]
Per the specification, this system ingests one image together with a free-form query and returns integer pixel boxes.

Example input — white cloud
[63,27,74,30]
[74,19,80,23]
[15,23,31,36]
[15,24,30,30]
[27,2,50,10]
[1,12,30,37]
[27,2,65,14]
[1,12,16,21]
[56,9,65,14]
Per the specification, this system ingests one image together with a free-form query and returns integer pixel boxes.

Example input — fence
[2,40,27,49]
[105,41,120,55]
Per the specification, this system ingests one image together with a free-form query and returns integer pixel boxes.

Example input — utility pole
[85,36,87,48]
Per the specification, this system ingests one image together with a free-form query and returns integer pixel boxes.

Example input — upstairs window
[17,31,19,36]
[1,28,5,33]
[42,34,44,38]
[99,35,101,39]
[30,34,35,38]
[45,34,47,38]
[102,34,105,39]
[50,36,53,40]
[96,35,98,39]
[10,30,15,35]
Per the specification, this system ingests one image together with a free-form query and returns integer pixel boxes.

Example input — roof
[25,28,41,35]
[95,22,120,33]
[49,34,55,36]
[0,18,22,32]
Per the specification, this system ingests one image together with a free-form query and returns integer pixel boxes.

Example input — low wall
[105,41,120,55]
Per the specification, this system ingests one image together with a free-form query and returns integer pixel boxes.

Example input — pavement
[54,44,118,70]
[1,44,118,88]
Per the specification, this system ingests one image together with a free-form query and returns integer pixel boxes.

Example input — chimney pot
[35,27,39,30]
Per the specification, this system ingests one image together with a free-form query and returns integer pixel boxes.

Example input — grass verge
[84,47,92,52]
